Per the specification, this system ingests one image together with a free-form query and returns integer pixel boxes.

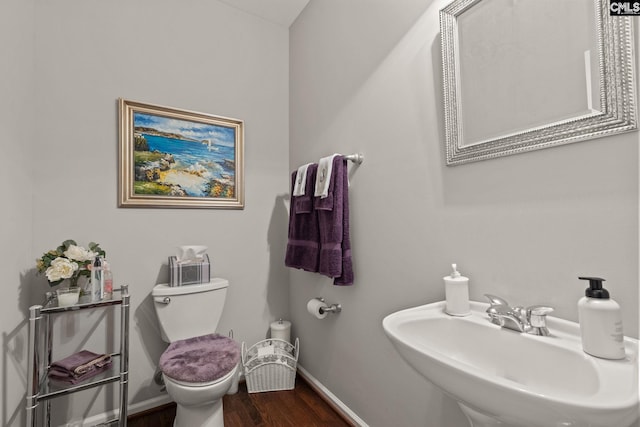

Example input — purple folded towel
[48,350,112,384]
[159,333,240,383]
[316,155,354,285]
[285,163,320,272]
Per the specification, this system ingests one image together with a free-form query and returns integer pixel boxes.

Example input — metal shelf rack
[26,285,130,427]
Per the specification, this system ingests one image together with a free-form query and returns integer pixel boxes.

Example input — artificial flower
[36,239,106,287]
[45,257,78,282]
[63,244,97,262]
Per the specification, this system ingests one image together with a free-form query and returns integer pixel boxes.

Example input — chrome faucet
[484,294,554,336]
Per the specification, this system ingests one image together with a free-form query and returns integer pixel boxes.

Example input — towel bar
[344,153,364,165]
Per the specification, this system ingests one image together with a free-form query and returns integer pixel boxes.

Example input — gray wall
[289,1,640,426]
[0,0,36,426]
[2,0,290,425]
[1,0,638,426]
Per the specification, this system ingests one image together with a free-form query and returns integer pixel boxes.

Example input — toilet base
[174,399,223,427]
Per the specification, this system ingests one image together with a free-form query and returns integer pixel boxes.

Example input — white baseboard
[62,394,172,427]
[125,393,174,415]
[297,365,368,427]
[65,368,366,427]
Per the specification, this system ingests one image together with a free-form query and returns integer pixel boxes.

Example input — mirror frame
[440,0,637,166]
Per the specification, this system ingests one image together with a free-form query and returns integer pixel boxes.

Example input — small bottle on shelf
[91,255,104,301]
[103,261,113,299]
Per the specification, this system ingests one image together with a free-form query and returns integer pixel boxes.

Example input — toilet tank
[152,278,229,342]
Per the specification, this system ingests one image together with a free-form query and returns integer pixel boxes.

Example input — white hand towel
[292,163,312,196]
[314,154,340,198]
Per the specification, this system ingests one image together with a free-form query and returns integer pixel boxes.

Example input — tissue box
[168,254,210,287]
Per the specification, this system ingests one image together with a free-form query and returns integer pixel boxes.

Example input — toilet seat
[165,365,237,387]
[160,333,240,384]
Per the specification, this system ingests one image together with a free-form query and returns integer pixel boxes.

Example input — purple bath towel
[159,333,240,383]
[48,350,112,384]
[315,155,354,285]
[285,163,320,272]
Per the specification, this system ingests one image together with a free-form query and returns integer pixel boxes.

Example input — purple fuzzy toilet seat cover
[159,333,240,383]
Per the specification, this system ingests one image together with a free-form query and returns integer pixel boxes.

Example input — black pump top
[578,276,609,299]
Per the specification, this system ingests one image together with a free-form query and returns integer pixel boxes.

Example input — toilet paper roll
[270,320,291,342]
[307,298,328,320]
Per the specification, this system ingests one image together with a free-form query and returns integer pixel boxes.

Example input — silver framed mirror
[440,0,637,166]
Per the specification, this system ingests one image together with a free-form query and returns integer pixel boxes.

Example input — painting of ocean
[133,112,238,199]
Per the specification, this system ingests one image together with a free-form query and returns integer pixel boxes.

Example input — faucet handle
[526,305,554,335]
[512,305,527,320]
[527,305,554,317]
[484,294,509,307]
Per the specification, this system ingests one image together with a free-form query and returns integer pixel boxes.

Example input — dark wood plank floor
[128,377,352,427]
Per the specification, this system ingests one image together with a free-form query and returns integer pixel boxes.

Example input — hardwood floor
[127,377,352,427]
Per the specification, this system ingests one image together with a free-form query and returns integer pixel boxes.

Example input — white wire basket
[242,338,299,393]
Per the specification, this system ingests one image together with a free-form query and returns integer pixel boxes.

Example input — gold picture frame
[118,98,244,209]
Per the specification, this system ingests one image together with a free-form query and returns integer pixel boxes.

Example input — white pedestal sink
[382,301,639,427]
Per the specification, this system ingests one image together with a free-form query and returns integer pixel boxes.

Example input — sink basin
[382,301,639,427]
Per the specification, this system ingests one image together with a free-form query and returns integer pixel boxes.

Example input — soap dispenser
[577,276,625,359]
[444,264,470,316]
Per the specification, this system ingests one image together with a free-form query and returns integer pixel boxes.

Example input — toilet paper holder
[317,298,342,314]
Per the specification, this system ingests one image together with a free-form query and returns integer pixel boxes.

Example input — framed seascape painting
[118,99,244,209]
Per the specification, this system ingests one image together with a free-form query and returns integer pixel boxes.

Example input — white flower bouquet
[36,239,106,287]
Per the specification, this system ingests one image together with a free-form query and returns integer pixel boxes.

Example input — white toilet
[152,278,240,427]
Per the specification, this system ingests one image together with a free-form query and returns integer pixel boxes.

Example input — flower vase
[73,276,92,298]
[68,275,81,289]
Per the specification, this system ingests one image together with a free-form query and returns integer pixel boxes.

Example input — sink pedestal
[459,403,511,427]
